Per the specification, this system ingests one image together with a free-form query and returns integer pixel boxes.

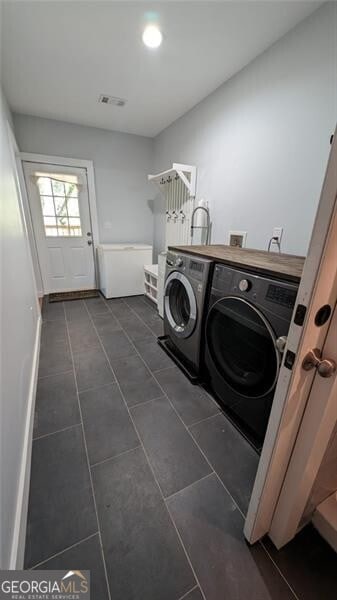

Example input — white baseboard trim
[9,315,42,569]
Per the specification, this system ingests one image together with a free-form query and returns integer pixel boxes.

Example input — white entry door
[23,162,96,293]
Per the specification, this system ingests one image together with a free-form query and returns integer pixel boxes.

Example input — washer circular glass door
[164,272,197,338]
[206,296,280,397]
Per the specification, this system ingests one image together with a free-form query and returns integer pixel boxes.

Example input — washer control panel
[166,252,212,283]
[167,252,185,268]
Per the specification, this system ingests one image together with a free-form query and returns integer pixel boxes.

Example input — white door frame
[19,152,100,295]
[244,128,337,545]
[12,146,44,297]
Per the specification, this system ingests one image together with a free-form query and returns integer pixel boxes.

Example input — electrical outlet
[273,227,283,243]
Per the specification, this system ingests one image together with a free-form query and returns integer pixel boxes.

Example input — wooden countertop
[168,244,305,283]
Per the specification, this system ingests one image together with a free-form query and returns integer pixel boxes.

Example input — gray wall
[153,3,337,258]
[0,86,39,568]
[13,4,337,262]
[13,115,155,250]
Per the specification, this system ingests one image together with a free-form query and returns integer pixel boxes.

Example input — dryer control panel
[212,263,299,321]
[265,284,297,309]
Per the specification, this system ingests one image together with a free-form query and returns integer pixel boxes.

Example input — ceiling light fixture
[142,25,162,49]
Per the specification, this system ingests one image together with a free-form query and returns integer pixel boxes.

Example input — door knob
[302,348,336,378]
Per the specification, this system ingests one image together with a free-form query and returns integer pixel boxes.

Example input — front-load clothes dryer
[158,251,212,381]
[204,263,299,447]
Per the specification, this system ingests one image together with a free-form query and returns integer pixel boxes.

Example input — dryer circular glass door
[206,296,280,397]
[164,272,197,338]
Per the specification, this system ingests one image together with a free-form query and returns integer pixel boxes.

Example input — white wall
[0,86,40,568]
[153,3,337,259]
[13,115,155,251]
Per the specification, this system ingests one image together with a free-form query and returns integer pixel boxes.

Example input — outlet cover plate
[228,230,247,248]
[273,227,283,242]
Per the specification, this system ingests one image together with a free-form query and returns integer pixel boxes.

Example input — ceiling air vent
[98,94,126,107]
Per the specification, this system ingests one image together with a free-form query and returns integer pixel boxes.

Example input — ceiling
[1,1,322,137]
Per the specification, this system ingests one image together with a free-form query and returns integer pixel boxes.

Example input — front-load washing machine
[204,263,299,447]
[158,251,212,381]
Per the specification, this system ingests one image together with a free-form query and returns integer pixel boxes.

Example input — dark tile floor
[25,294,337,599]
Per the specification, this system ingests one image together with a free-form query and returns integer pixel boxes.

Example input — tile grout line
[114,298,298,599]
[164,472,214,502]
[86,299,207,600]
[78,380,117,396]
[127,393,165,410]
[90,444,142,469]
[152,365,177,375]
[164,507,206,600]
[65,300,112,600]
[29,532,99,570]
[177,584,199,600]
[187,411,221,430]
[41,318,67,325]
[33,423,82,442]
[38,369,74,381]
[260,540,299,600]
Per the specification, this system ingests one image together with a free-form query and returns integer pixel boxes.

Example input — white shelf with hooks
[148,163,197,248]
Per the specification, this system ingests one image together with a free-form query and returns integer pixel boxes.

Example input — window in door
[35,173,82,237]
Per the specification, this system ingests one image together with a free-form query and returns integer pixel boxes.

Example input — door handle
[87,240,93,246]
[302,348,336,378]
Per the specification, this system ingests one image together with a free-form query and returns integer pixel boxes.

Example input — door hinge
[284,350,296,370]
[294,304,307,326]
